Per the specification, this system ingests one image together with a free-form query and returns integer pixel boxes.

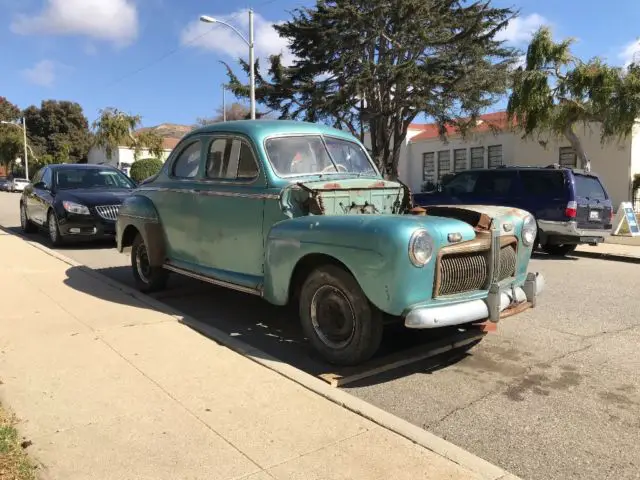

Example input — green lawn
[0,403,35,480]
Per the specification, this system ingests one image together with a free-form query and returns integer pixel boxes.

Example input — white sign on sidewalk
[613,202,640,236]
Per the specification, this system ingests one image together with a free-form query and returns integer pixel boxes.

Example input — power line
[104,0,280,89]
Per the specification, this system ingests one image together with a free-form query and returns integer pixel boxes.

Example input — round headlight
[409,229,434,267]
[522,215,537,246]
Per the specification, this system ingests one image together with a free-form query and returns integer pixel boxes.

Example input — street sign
[613,202,640,236]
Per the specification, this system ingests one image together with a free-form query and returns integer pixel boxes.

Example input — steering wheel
[321,163,348,173]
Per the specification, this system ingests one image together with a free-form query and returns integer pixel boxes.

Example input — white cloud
[180,9,295,67]
[619,38,640,66]
[22,60,56,87]
[496,13,548,45]
[11,0,138,46]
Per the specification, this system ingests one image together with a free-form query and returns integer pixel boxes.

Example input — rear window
[574,174,607,200]
[520,171,566,196]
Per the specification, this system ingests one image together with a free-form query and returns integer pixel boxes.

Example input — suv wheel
[298,264,383,366]
[131,233,168,293]
[542,244,577,257]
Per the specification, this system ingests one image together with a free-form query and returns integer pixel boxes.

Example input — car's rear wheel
[47,210,64,246]
[298,264,383,366]
[20,203,36,233]
[131,233,168,293]
[542,243,577,257]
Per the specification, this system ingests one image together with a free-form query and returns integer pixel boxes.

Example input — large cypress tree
[224,0,518,178]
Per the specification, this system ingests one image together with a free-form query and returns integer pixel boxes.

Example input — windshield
[574,174,607,201]
[54,168,135,190]
[264,135,378,177]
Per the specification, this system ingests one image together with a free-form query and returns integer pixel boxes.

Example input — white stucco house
[87,137,180,176]
[376,111,640,210]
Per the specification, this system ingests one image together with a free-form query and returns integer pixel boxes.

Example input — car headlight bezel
[522,215,537,247]
[62,200,91,215]
[408,229,435,267]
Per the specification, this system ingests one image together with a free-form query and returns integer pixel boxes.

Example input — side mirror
[34,181,47,190]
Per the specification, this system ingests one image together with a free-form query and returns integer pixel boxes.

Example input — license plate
[589,210,600,221]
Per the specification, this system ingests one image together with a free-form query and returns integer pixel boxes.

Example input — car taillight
[565,201,577,218]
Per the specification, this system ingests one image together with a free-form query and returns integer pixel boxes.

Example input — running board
[163,263,262,297]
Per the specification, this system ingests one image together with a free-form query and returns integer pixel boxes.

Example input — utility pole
[22,117,28,179]
[223,84,226,122]
[248,8,255,120]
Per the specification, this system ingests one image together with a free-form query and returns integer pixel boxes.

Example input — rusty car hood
[282,177,406,216]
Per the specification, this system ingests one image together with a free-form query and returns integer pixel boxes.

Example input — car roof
[188,120,359,144]
[457,165,600,177]
[48,163,116,171]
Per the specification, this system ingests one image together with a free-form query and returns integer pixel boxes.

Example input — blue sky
[1,0,640,129]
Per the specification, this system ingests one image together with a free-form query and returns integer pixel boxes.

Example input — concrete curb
[573,250,640,264]
[6,228,517,480]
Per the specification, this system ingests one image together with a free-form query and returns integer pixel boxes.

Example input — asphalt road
[2,191,639,480]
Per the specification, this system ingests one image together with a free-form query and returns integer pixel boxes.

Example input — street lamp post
[0,118,28,179]
[200,10,256,120]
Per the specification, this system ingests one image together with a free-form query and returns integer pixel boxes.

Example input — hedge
[130,158,163,182]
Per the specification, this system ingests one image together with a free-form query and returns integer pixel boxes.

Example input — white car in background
[10,178,30,192]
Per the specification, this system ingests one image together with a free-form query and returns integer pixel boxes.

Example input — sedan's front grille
[95,205,120,221]
[435,240,517,297]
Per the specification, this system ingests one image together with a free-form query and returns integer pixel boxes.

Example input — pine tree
[224,0,518,178]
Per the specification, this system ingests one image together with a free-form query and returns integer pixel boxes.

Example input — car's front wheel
[542,243,577,257]
[131,233,168,293]
[20,203,36,233]
[298,264,383,366]
[47,210,64,246]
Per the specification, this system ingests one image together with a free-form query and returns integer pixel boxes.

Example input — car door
[145,139,203,265]
[471,170,519,206]
[31,167,54,225]
[23,168,42,223]
[194,135,266,286]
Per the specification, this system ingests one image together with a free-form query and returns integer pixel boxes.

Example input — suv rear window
[519,170,565,196]
[574,174,607,200]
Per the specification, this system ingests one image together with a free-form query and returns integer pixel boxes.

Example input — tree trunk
[564,126,590,171]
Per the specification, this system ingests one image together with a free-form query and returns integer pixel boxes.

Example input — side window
[443,172,479,195]
[172,141,201,178]
[474,171,515,196]
[520,171,566,197]
[206,138,259,181]
[42,168,52,188]
[32,169,43,185]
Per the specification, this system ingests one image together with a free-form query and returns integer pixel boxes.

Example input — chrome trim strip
[118,213,158,222]
[136,187,279,200]
[163,263,262,296]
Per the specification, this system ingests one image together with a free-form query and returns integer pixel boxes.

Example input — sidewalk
[0,230,516,480]
[575,240,640,262]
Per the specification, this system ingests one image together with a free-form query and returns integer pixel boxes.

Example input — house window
[488,145,503,169]
[559,146,577,167]
[453,149,467,172]
[437,150,451,181]
[422,152,435,183]
[470,147,484,169]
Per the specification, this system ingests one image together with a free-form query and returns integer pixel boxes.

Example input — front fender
[116,194,166,266]
[263,214,470,315]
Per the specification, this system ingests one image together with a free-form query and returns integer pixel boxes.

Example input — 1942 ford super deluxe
[116,120,544,365]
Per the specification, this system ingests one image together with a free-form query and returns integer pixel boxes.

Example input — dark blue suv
[413,165,613,256]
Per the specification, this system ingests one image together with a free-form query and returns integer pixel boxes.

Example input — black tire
[47,210,64,246]
[542,243,577,257]
[20,202,37,233]
[131,233,168,293]
[299,264,383,366]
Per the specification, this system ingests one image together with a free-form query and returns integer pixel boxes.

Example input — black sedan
[19,164,136,246]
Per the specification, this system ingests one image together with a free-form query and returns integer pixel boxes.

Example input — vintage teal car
[115,120,544,365]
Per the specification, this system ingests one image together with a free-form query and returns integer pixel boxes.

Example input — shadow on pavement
[61,263,477,387]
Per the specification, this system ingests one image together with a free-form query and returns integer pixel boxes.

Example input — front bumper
[404,272,545,329]
[58,214,116,239]
[538,220,610,244]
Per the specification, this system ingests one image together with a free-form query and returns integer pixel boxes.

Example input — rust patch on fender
[323,182,342,189]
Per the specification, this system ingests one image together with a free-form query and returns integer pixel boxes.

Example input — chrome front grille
[436,242,517,297]
[95,205,120,221]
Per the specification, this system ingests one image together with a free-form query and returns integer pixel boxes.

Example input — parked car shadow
[531,251,579,261]
[5,225,116,250]
[61,263,480,387]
